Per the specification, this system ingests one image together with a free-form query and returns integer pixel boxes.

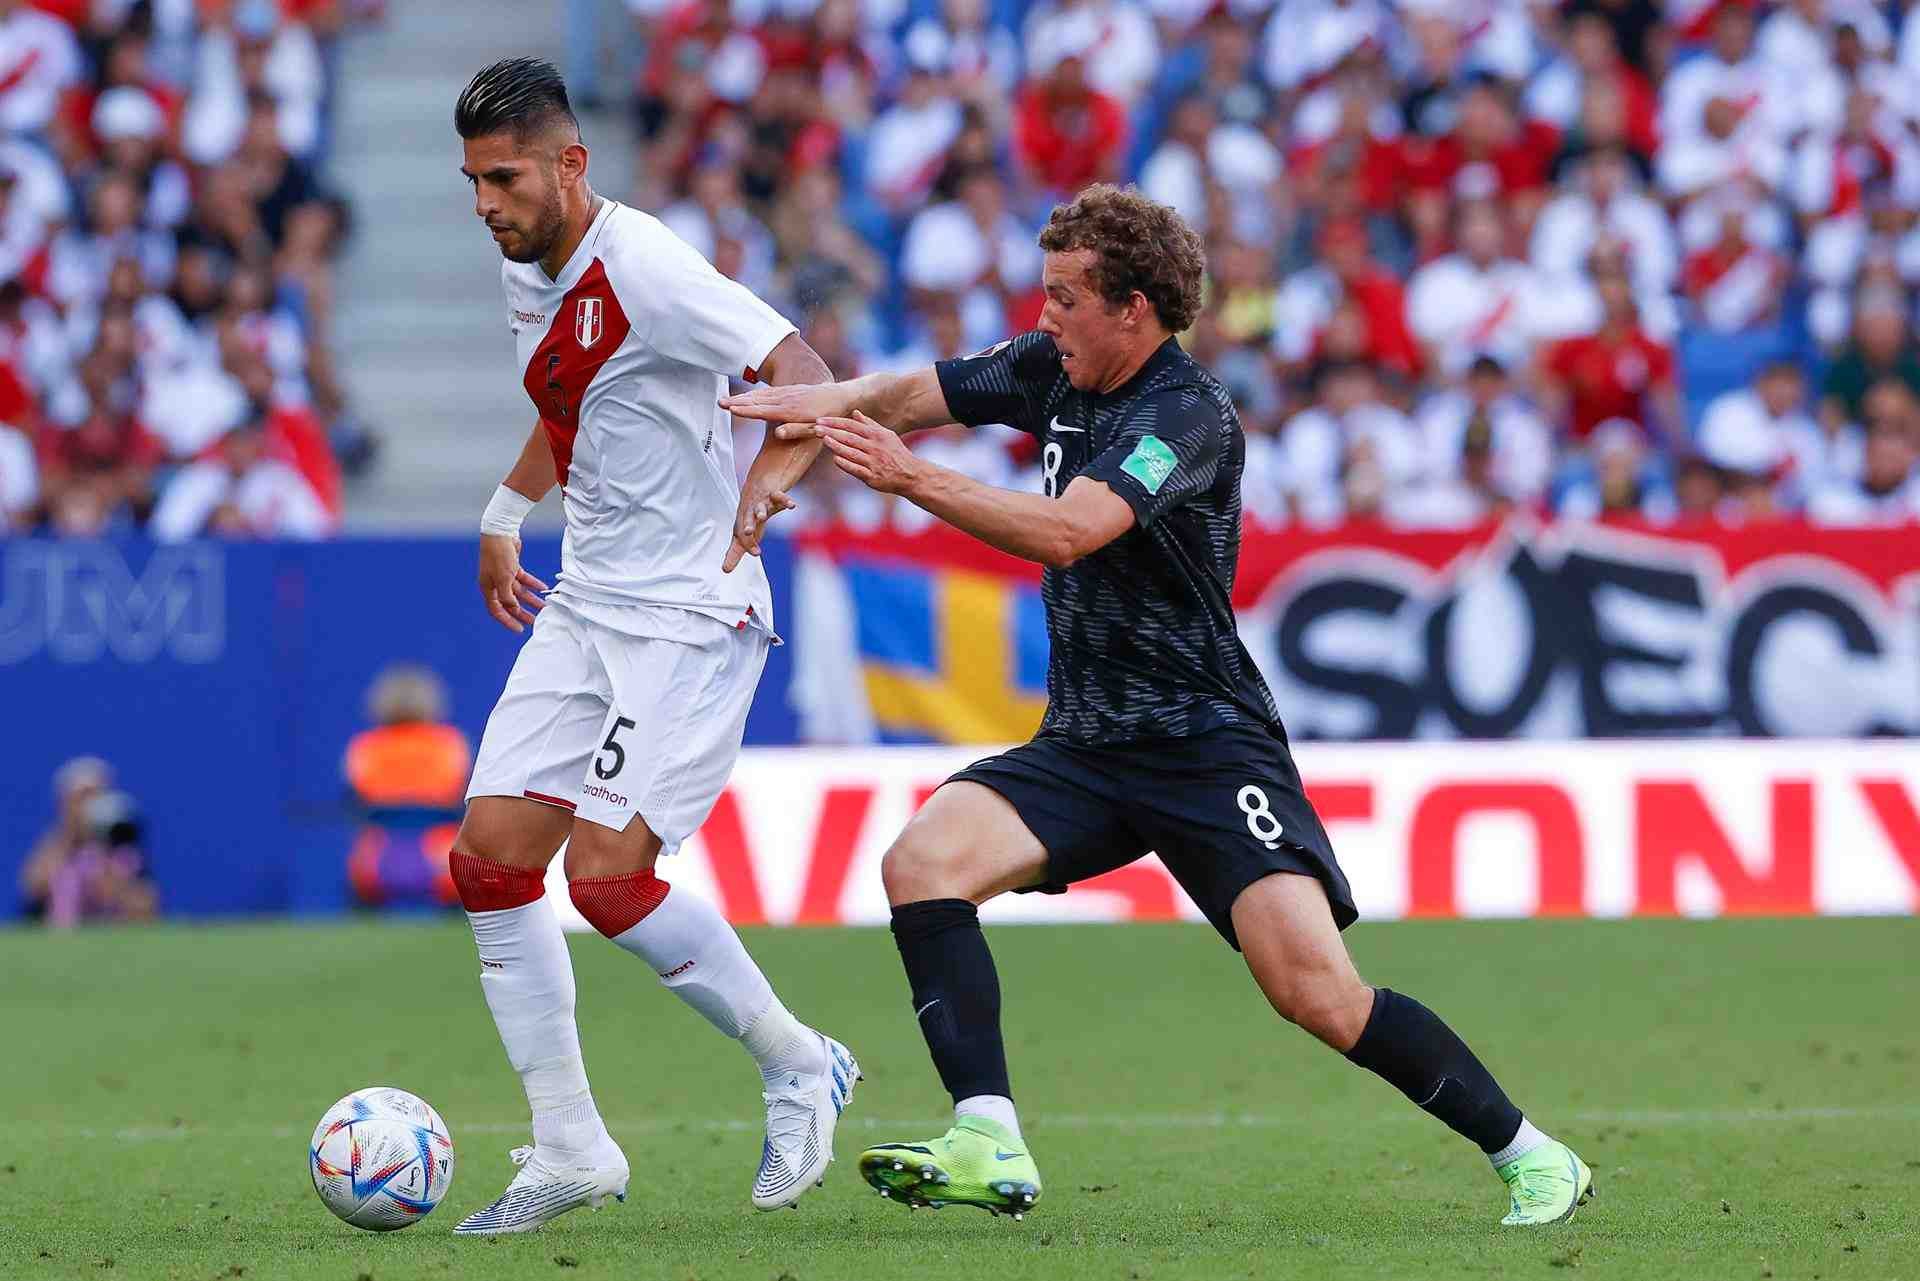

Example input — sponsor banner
[549,740,1920,929]
[794,519,1920,743]
[0,536,800,917]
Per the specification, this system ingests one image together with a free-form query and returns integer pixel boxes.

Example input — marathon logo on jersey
[575,296,604,349]
[513,308,546,326]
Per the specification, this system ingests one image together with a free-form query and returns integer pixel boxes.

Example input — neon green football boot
[858,1116,1042,1218]
[1498,1140,1595,1226]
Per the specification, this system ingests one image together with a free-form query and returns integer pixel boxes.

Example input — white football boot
[751,1033,861,1210]
[453,1136,629,1235]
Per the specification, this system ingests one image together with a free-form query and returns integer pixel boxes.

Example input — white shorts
[466,598,770,853]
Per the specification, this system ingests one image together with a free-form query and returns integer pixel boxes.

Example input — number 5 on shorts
[595,716,636,780]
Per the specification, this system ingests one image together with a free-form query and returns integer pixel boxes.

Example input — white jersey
[502,198,795,635]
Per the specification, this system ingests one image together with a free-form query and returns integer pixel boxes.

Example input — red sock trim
[449,850,547,912]
[569,870,671,938]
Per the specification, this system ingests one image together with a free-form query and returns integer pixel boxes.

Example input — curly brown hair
[1037,184,1207,334]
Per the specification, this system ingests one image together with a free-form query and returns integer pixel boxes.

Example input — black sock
[1344,987,1523,1154]
[889,899,1011,1103]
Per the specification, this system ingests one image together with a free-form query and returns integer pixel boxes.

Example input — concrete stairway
[331,1,632,530]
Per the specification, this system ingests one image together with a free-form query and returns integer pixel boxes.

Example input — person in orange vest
[344,665,473,907]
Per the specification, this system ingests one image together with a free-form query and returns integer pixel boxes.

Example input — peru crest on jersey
[575,296,603,349]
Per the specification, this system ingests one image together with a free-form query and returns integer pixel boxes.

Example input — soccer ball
[309,1087,455,1230]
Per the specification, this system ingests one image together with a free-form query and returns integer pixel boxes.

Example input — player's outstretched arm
[726,333,834,572]
[809,412,1134,568]
[720,367,955,439]
[477,422,556,633]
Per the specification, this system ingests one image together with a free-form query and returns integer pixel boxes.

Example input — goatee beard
[504,194,569,265]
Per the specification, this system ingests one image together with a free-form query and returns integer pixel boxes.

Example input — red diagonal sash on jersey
[522,259,632,488]
[1466,286,1516,349]
[0,48,43,97]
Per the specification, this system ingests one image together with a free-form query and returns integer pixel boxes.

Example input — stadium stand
[0,0,380,538]
[603,0,1920,530]
[11,0,1919,534]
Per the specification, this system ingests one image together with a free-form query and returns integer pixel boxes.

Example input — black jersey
[933,330,1283,744]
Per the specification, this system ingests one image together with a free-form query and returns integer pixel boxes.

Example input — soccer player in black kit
[722,185,1593,1227]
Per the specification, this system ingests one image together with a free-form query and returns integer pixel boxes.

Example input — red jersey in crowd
[1330,271,1423,382]
[56,82,186,159]
[1404,118,1562,198]
[1802,133,1898,218]
[39,412,165,475]
[1012,83,1127,193]
[1542,329,1675,439]
[26,0,84,23]
[1606,63,1662,158]
[262,397,341,516]
[1313,220,1424,380]
[1288,133,1405,213]
[642,0,735,100]
[0,356,33,427]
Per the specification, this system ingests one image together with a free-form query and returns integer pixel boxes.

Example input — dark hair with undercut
[1037,184,1206,334]
[455,57,579,142]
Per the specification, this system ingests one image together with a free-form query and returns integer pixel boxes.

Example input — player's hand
[723,485,797,572]
[720,382,850,426]
[815,411,926,495]
[479,532,549,633]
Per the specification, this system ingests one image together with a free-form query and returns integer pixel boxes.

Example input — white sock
[955,1095,1023,1141]
[608,886,823,1082]
[1488,1117,1550,1168]
[741,995,823,1084]
[466,895,610,1155]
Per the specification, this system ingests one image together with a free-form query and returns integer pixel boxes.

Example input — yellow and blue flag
[805,528,1049,744]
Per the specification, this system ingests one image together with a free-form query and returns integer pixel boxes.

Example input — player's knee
[561,839,630,881]
[878,837,929,902]
[451,809,509,867]
[880,827,966,903]
[1269,971,1371,1049]
[561,818,662,881]
[447,845,546,913]
[453,798,559,871]
[568,866,670,938]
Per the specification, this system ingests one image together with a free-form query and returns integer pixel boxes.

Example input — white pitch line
[23,1104,1917,1144]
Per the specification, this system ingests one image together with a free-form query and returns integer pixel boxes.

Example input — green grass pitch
[4,916,1915,1280]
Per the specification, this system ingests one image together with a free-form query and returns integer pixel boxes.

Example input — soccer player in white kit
[444,58,855,1234]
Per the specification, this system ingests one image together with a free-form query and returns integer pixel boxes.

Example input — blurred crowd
[0,0,372,540]
[13,0,1916,542]
[562,0,1920,528]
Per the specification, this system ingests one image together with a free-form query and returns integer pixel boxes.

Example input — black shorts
[947,722,1357,950]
